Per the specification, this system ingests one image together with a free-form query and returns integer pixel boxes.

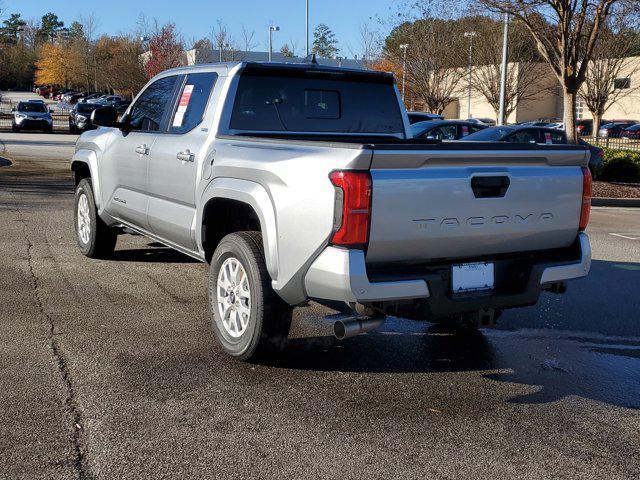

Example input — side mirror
[91,106,118,127]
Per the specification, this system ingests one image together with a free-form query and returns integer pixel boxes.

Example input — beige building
[442,57,640,124]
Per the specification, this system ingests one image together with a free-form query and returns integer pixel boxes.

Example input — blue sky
[6,0,400,56]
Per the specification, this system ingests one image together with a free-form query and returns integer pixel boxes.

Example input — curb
[592,197,640,207]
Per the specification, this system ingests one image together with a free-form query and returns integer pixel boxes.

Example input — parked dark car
[69,92,91,104]
[410,120,487,140]
[12,101,53,133]
[79,93,103,103]
[576,119,601,136]
[111,100,131,115]
[620,124,640,140]
[598,121,638,138]
[407,111,444,124]
[461,125,603,177]
[467,117,496,126]
[68,102,101,133]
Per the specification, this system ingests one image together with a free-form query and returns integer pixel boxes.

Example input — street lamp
[268,25,280,62]
[498,14,510,125]
[219,42,230,62]
[399,44,409,103]
[463,31,477,119]
[306,0,309,57]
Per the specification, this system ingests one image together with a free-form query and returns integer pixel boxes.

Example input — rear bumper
[304,233,591,314]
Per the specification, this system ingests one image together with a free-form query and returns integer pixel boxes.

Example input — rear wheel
[208,231,292,361]
[11,124,20,133]
[74,178,117,258]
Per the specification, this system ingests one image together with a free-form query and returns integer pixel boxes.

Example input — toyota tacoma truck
[71,61,592,360]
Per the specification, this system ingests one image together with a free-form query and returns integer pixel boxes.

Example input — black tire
[11,124,20,133]
[208,231,292,361]
[69,122,76,134]
[45,125,53,134]
[74,178,117,258]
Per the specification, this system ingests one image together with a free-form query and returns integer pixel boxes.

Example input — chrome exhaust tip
[333,316,385,340]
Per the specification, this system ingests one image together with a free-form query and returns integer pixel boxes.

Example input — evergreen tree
[312,24,339,58]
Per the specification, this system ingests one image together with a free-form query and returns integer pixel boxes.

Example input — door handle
[135,144,149,155]
[176,150,195,162]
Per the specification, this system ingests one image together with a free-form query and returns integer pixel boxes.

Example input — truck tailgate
[366,146,588,264]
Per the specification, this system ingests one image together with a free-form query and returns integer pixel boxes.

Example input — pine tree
[312,24,339,58]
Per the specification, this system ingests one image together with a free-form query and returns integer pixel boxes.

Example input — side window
[439,124,458,140]
[547,130,566,144]
[426,125,457,140]
[128,76,178,132]
[169,72,218,134]
[507,130,538,144]
[460,124,481,137]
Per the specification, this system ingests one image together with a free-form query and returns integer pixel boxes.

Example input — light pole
[463,31,477,119]
[219,42,229,62]
[498,14,510,125]
[306,0,309,57]
[399,43,409,103]
[269,25,280,62]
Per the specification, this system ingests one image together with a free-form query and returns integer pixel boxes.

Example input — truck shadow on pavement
[111,244,199,264]
[271,323,640,409]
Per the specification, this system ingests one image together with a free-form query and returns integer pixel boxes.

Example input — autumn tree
[580,26,640,135]
[312,24,339,58]
[97,35,147,95]
[476,0,640,142]
[35,42,71,86]
[144,23,184,78]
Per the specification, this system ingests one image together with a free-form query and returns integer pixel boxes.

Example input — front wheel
[208,231,292,361]
[74,178,118,258]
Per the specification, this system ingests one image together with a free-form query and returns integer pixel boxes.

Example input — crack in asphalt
[18,218,90,480]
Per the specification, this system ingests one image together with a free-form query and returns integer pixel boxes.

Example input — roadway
[0,132,638,479]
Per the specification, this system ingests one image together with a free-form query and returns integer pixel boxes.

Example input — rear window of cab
[229,67,404,135]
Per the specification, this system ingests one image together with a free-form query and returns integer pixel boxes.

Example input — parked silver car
[12,101,53,133]
[71,62,592,361]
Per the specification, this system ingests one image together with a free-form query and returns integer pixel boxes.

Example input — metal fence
[583,136,640,153]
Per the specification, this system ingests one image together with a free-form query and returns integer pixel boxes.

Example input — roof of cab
[156,61,393,80]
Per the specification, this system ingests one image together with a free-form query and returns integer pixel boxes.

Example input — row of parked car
[406,113,604,177]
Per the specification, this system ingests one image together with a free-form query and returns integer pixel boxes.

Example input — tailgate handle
[471,176,510,198]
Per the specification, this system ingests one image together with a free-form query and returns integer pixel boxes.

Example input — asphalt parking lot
[1,133,639,479]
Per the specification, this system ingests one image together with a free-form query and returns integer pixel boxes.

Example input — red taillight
[579,167,592,231]
[329,170,372,248]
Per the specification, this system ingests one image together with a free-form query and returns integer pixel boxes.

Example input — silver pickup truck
[71,61,592,360]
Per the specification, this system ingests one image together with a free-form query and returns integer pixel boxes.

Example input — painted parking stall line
[609,233,640,240]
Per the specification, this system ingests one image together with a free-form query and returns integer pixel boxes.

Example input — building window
[576,97,585,120]
[613,77,631,90]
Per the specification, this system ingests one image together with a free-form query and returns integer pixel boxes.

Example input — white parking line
[609,233,639,240]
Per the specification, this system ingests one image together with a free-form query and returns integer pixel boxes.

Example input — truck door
[101,75,180,230]
[147,72,218,250]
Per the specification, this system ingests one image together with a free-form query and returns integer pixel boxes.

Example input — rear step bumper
[304,233,591,314]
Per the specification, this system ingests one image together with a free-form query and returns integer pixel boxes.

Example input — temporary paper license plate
[452,262,494,294]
